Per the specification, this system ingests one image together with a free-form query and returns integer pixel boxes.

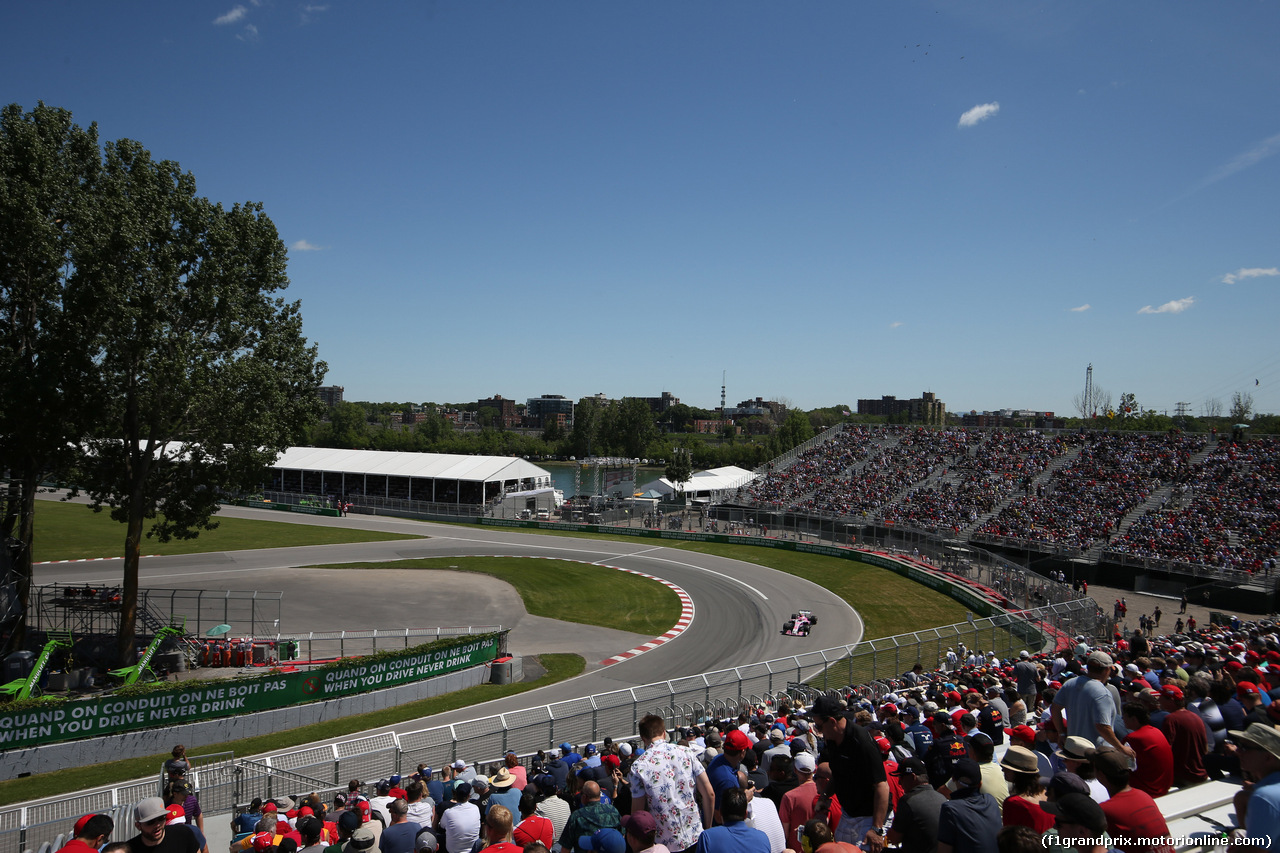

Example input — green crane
[0,631,74,700]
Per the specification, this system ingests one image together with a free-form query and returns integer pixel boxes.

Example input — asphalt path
[33,503,863,737]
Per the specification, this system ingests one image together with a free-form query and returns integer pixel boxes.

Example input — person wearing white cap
[1050,651,1135,761]
[779,752,817,852]
[129,797,199,853]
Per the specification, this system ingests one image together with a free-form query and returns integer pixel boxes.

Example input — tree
[1201,398,1223,419]
[776,409,814,451]
[69,137,325,665]
[325,402,371,448]
[1230,391,1254,423]
[1073,383,1111,421]
[568,397,601,457]
[0,103,103,649]
[665,447,694,497]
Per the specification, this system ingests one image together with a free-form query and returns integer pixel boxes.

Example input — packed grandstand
[733,425,1278,576]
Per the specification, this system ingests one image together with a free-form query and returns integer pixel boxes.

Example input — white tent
[639,465,757,500]
[269,447,552,505]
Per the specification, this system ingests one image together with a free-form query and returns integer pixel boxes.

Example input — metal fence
[32,586,284,640]
[260,490,486,520]
[1,595,1100,853]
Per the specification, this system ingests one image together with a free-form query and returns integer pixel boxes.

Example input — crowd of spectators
[96,615,1280,853]
[737,425,1280,574]
[1106,438,1280,574]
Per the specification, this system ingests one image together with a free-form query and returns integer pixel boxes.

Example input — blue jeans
[833,815,874,850]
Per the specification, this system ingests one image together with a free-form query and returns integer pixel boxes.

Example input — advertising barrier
[0,633,501,750]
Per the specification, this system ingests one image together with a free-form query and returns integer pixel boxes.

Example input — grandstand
[728,425,1280,611]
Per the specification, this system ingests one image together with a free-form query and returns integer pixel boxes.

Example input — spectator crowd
[75,614,1280,853]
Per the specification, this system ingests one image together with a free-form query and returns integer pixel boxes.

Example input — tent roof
[640,465,756,494]
[272,447,551,483]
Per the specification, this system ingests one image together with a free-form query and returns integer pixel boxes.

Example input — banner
[0,634,500,750]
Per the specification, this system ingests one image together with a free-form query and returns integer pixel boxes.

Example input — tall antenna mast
[1084,363,1094,418]
[721,370,726,416]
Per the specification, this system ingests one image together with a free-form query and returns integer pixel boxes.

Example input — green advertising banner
[0,634,500,750]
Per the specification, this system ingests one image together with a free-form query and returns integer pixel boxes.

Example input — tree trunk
[117,492,146,667]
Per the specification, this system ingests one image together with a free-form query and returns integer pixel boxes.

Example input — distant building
[317,385,344,408]
[960,410,1064,429]
[526,394,575,429]
[857,391,947,425]
[476,394,520,429]
[633,391,680,413]
[722,397,786,419]
[694,419,736,434]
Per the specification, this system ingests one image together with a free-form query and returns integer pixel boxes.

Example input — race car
[781,610,817,636]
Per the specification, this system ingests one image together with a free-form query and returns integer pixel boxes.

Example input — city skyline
[4,3,1277,415]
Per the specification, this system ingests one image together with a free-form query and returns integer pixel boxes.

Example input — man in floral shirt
[629,714,714,853]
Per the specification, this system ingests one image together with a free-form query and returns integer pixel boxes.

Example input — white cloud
[1199,132,1280,190]
[291,239,324,251]
[1070,304,1091,312]
[214,5,247,25]
[1138,296,1194,315]
[888,321,904,329]
[958,102,1000,128]
[236,23,259,42]
[1222,267,1279,285]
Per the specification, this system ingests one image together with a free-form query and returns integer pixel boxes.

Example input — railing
[32,586,284,640]
[0,597,1098,853]
[260,489,487,520]
[1099,549,1277,588]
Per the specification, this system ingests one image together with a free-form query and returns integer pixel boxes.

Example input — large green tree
[0,103,103,649]
[68,137,325,664]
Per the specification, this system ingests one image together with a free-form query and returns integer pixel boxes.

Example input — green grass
[32,499,422,562]
[311,556,682,636]
[0,653,585,807]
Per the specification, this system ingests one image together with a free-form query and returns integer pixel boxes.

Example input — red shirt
[1100,788,1174,853]
[1002,796,1053,832]
[1124,724,1173,797]
[1161,708,1208,786]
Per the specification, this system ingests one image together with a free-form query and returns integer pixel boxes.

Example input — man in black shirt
[128,798,199,853]
[809,695,888,852]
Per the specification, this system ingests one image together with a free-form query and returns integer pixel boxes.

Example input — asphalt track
[33,504,864,741]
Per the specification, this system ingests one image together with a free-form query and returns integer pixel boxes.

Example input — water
[540,461,667,498]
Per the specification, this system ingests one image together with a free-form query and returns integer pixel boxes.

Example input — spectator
[379,800,420,853]
[690,789,768,853]
[1040,794,1114,853]
[1230,723,1280,845]
[997,747,1052,833]
[1092,751,1173,853]
[809,695,889,851]
[629,714,714,852]
[479,805,521,853]
[128,798,198,853]
[58,815,113,853]
[438,784,480,853]
[532,776,571,847]
[885,757,944,853]
[778,753,816,851]
[619,811,666,853]
[935,758,1001,853]
[559,783,619,853]
[512,792,552,850]
[1158,685,1209,787]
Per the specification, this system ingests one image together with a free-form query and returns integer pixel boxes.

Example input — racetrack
[32,504,863,741]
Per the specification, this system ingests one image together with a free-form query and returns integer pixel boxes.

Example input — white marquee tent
[268,447,553,505]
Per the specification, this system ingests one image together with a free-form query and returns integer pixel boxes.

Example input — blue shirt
[705,754,742,813]
[692,821,770,853]
[1247,770,1280,841]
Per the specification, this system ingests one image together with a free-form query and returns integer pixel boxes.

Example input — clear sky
[5,2,1278,416]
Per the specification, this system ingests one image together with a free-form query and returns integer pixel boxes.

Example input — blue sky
[5,2,1278,416]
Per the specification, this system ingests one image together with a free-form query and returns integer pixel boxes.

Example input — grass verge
[0,653,585,807]
[33,499,421,562]
[309,557,681,637]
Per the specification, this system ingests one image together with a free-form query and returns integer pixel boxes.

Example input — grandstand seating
[738,425,1278,577]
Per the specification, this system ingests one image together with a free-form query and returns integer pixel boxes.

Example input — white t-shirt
[439,801,481,853]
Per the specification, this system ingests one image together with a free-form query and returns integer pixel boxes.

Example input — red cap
[262,802,278,812]
[298,807,314,817]
[724,729,752,751]
[1238,681,1261,697]
[252,834,274,852]
[601,754,621,769]
[1008,725,1037,743]
[874,736,891,755]
[388,788,407,800]
[1161,684,1184,700]
[880,703,898,715]
[74,815,95,836]
[1226,661,1245,672]
[166,804,185,822]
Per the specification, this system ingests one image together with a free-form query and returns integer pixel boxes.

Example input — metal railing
[0,596,1099,853]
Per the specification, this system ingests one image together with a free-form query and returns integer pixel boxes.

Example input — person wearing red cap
[1158,684,1208,787]
[706,729,752,822]
[57,815,114,853]
[1238,681,1271,727]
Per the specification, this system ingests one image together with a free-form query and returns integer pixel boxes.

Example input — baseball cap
[1161,684,1184,701]
[452,760,467,770]
[809,694,844,720]
[251,833,274,852]
[1041,793,1108,834]
[618,743,633,756]
[724,729,752,751]
[416,829,439,853]
[1238,682,1262,697]
[348,827,377,852]
[893,756,927,777]
[793,752,816,773]
[1086,650,1114,668]
[262,801,278,813]
[622,811,658,841]
[135,798,168,824]
[296,816,322,838]
[338,811,363,834]
[1008,725,1037,744]
[768,728,785,742]
[165,804,185,825]
[579,828,626,853]
[949,757,982,789]
[73,815,96,836]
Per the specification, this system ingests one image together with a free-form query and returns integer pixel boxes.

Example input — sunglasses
[141,817,168,826]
